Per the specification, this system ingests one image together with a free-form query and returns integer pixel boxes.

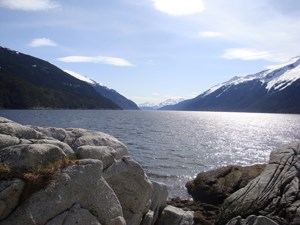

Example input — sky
[1,0,300,105]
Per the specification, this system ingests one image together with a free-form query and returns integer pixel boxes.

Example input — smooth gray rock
[156,205,194,225]
[0,121,43,139]
[31,126,68,142]
[0,179,25,220]
[104,156,153,225]
[76,146,115,169]
[0,134,19,149]
[65,128,128,156]
[141,210,154,225]
[149,181,168,225]
[45,203,101,225]
[225,215,279,225]
[31,139,74,156]
[0,160,124,225]
[219,143,300,225]
[0,143,66,171]
[33,126,128,158]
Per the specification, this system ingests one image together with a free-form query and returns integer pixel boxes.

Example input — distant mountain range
[161,57,300,113]
[0,46,138,110]
[139,98,185,110]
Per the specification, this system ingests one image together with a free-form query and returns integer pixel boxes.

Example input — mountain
[161,57,300,113]
[0,46,122,109]
[64,70,139,110]
[139,98,184,110]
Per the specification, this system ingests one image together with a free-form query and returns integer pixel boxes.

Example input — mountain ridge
[0,46,121,109]
[161,57,300,113]
[64,70,139,110]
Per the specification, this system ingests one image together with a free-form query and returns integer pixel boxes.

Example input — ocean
[1,110,299,198]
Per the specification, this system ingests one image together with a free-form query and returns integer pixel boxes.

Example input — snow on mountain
[139,98,185,110]
[64,69,139,110]
[64,70,96,85]
[202,56,300,98]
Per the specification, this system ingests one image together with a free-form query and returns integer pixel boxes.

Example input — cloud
[152,0,205,16]
[221,48,285,62]
[57,55,133,67]
[28,38,57,47]
[0,0,60,11]
[198,31,223,38]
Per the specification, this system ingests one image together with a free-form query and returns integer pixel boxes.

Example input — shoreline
[0,117,299,225]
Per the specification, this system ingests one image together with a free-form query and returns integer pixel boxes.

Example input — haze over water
[1,110,300,197]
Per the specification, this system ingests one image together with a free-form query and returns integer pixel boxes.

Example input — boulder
[0,134,19,149]
[0,179,25,220]
[0,159,125,225]
[76,146,116,170]
[104,156,153,225]
[0,144,66,171]
[226,215,279,225]
[149,181,168,225]
[0,120,43,140]
[31,126,68,142]
[31,139,74,156]
[156,205,194,225]
[45,203,101,225]
[32,126,128,158]
[218,143,300,225]
[186,164,266,205]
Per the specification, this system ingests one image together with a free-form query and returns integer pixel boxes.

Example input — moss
[0,157,80,203]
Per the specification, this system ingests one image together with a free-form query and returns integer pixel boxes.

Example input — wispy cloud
[57,55,133,67]
[198,31,223,38]
[152,0,205,16]
[0,0,60,11]
[28,38,57,47]
[221,48,285,62]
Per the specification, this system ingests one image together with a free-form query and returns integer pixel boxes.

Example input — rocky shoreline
[0,116,299,225]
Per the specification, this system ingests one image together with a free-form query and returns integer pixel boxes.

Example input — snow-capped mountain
[161,57,300,113]
[139,98,185,110]
[64,70,139,110]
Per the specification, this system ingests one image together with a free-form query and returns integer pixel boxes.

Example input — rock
[0,144,66,171]
[0,120,43,140]
[141,210,154,225]
[0,179,25,220]
[168,197,219,225]
[33,126,128,158]
[149,181,168,225]
[104,156,153,225]
[76,146,116,170]
[45,203,101,225]
[226,215,279,225]
[0,134,19,149]
[218,143,300,225]
[31,139,74,156]
[31,126,68,142]
[65,128,128,156]
[0,159,125,225]
[156,205,194,225]
[186,164,266,205]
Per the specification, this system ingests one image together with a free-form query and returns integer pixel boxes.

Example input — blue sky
[1,0,300,104]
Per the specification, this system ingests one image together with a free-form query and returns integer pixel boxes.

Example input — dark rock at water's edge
[218,142,300,225]
[186,164,266,205]
[173,143,300,225]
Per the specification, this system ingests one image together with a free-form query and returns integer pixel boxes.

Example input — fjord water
[1,110,300,198]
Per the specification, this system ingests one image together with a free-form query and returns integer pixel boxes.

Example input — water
[1,110,300,198]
